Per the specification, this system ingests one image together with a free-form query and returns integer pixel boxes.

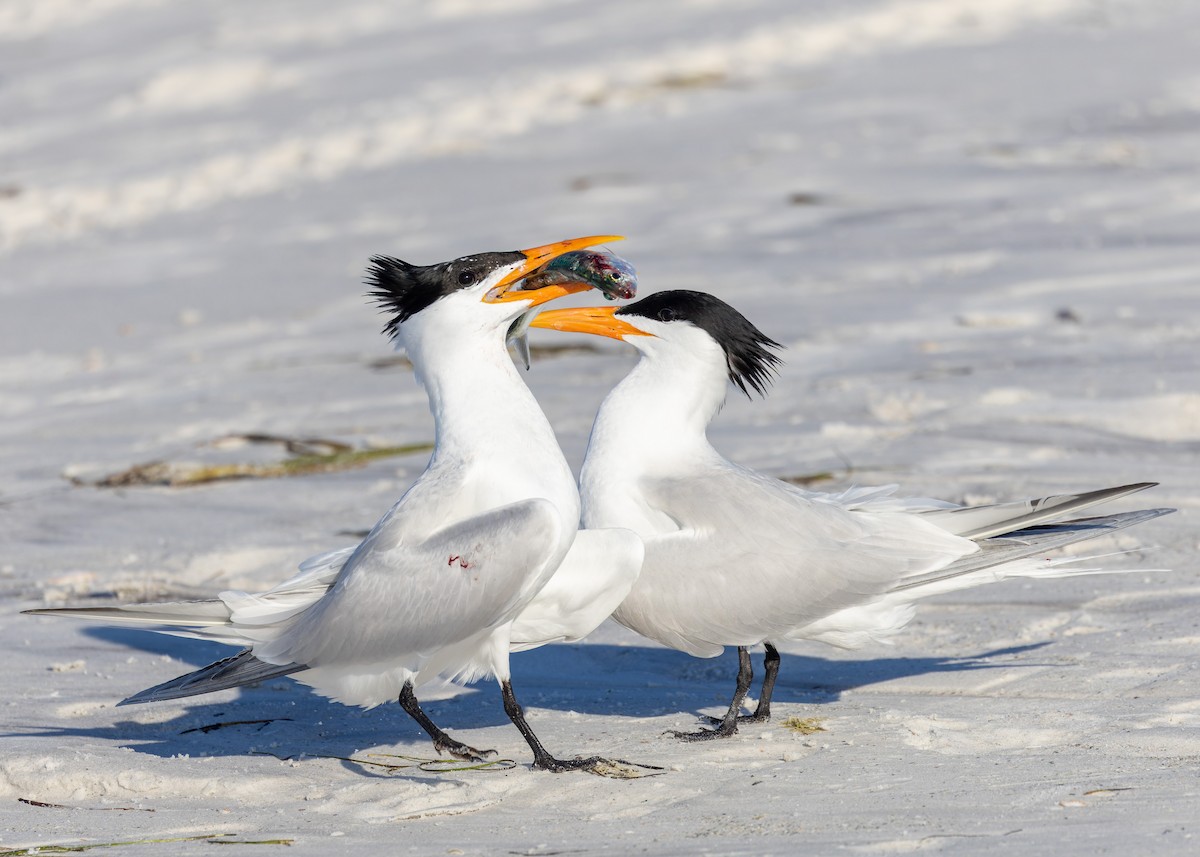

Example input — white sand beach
[2,1,1197,853]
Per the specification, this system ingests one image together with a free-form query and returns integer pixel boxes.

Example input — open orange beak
[529,305,651,340]
[485,235,624,306]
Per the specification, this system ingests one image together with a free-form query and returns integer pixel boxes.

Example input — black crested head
[366,250,525,338]
[617,290,783,397]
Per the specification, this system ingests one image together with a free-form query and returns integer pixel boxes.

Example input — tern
[531,289,1174,740]
[26,237,644,774]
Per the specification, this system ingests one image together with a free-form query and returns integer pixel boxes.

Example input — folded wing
[28,499,564,708]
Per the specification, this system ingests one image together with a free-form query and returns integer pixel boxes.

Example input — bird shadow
[4,626,1050,765]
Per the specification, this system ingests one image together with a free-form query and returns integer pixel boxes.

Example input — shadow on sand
[4,626,1050,766]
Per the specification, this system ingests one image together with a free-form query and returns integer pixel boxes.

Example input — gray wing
[253,498,564,667]
[617,465,977,655]
[793,507,1174,649]
[35,502,562,706]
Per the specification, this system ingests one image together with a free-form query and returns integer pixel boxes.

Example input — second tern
[532,289,1173,740]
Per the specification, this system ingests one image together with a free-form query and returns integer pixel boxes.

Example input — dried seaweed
[179,717,293,735]
[17,798,152,812]
[0,834,291,855]
[781,716,826,735]
[779,471,835,486]
[252,750,518,774]
[75,435,434,488]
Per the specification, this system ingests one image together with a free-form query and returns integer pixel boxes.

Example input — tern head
[368,236,623,343]
[532,289,783,397]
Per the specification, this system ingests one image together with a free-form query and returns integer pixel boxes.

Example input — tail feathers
[23,600,232,629]
[891,508,1174,594]
[118,650,304,706]
[793,508,1173,649]
[919,482,1157,540]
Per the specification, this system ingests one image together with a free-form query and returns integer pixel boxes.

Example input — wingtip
[116,688,156,706]
[1142,507,1177,519]
[116,684,192,706]
[116,687,163,706]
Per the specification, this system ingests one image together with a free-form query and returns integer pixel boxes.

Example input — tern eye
[657,308,676,322]
[457,270,477,286]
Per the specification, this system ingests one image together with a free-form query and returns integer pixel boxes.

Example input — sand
[2,0,1197,853]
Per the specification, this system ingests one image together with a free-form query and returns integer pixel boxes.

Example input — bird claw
[434,739,498,763]
[668,726,737,742]
[533,755,665,778]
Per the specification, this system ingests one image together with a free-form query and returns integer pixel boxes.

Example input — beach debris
[253,750,663,778]
[580,758,667,779]
[16,798,152,813]
[179,717,294,735]
[781,716,826,735]
[780,471,836,486]
[255,750,518,774]
[71,433,433,488]
[787,192,826,206]
[653,70,726,90]
[0,833,291,855]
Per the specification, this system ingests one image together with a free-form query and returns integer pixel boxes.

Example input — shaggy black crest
[618,290,784,397]
[366,251,525,338]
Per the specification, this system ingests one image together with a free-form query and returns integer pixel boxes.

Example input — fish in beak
[495,235,625,368]
[486,235,625,306]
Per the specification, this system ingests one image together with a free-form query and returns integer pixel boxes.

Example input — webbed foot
[533,755,664,778]
[433,738,498,763]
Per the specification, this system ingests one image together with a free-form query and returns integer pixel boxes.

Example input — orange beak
[485,235,624,306]
[529,305,651,340]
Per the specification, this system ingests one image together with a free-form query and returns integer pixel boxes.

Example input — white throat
[396,306,581,539]
[580,330,729,532]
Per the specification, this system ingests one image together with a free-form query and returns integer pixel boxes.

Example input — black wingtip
[115,651,304,706]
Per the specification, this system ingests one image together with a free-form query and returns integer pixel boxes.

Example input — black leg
[748,642,781,722]
[700,643,781,728]
[501,680,662,776]
[398,681,496,762]
[676,646,753,741]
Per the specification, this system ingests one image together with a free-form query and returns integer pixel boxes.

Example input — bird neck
[584,349,727,481]
[399,320,579,526]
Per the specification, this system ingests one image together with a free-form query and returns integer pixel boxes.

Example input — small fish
[523,250,637,301]
[507,250,637,370]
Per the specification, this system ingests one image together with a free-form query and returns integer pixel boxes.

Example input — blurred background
[1,0,1197,591]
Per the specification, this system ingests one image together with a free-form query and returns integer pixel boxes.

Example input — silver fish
[522,250,637,301]
[507,250,637,369]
